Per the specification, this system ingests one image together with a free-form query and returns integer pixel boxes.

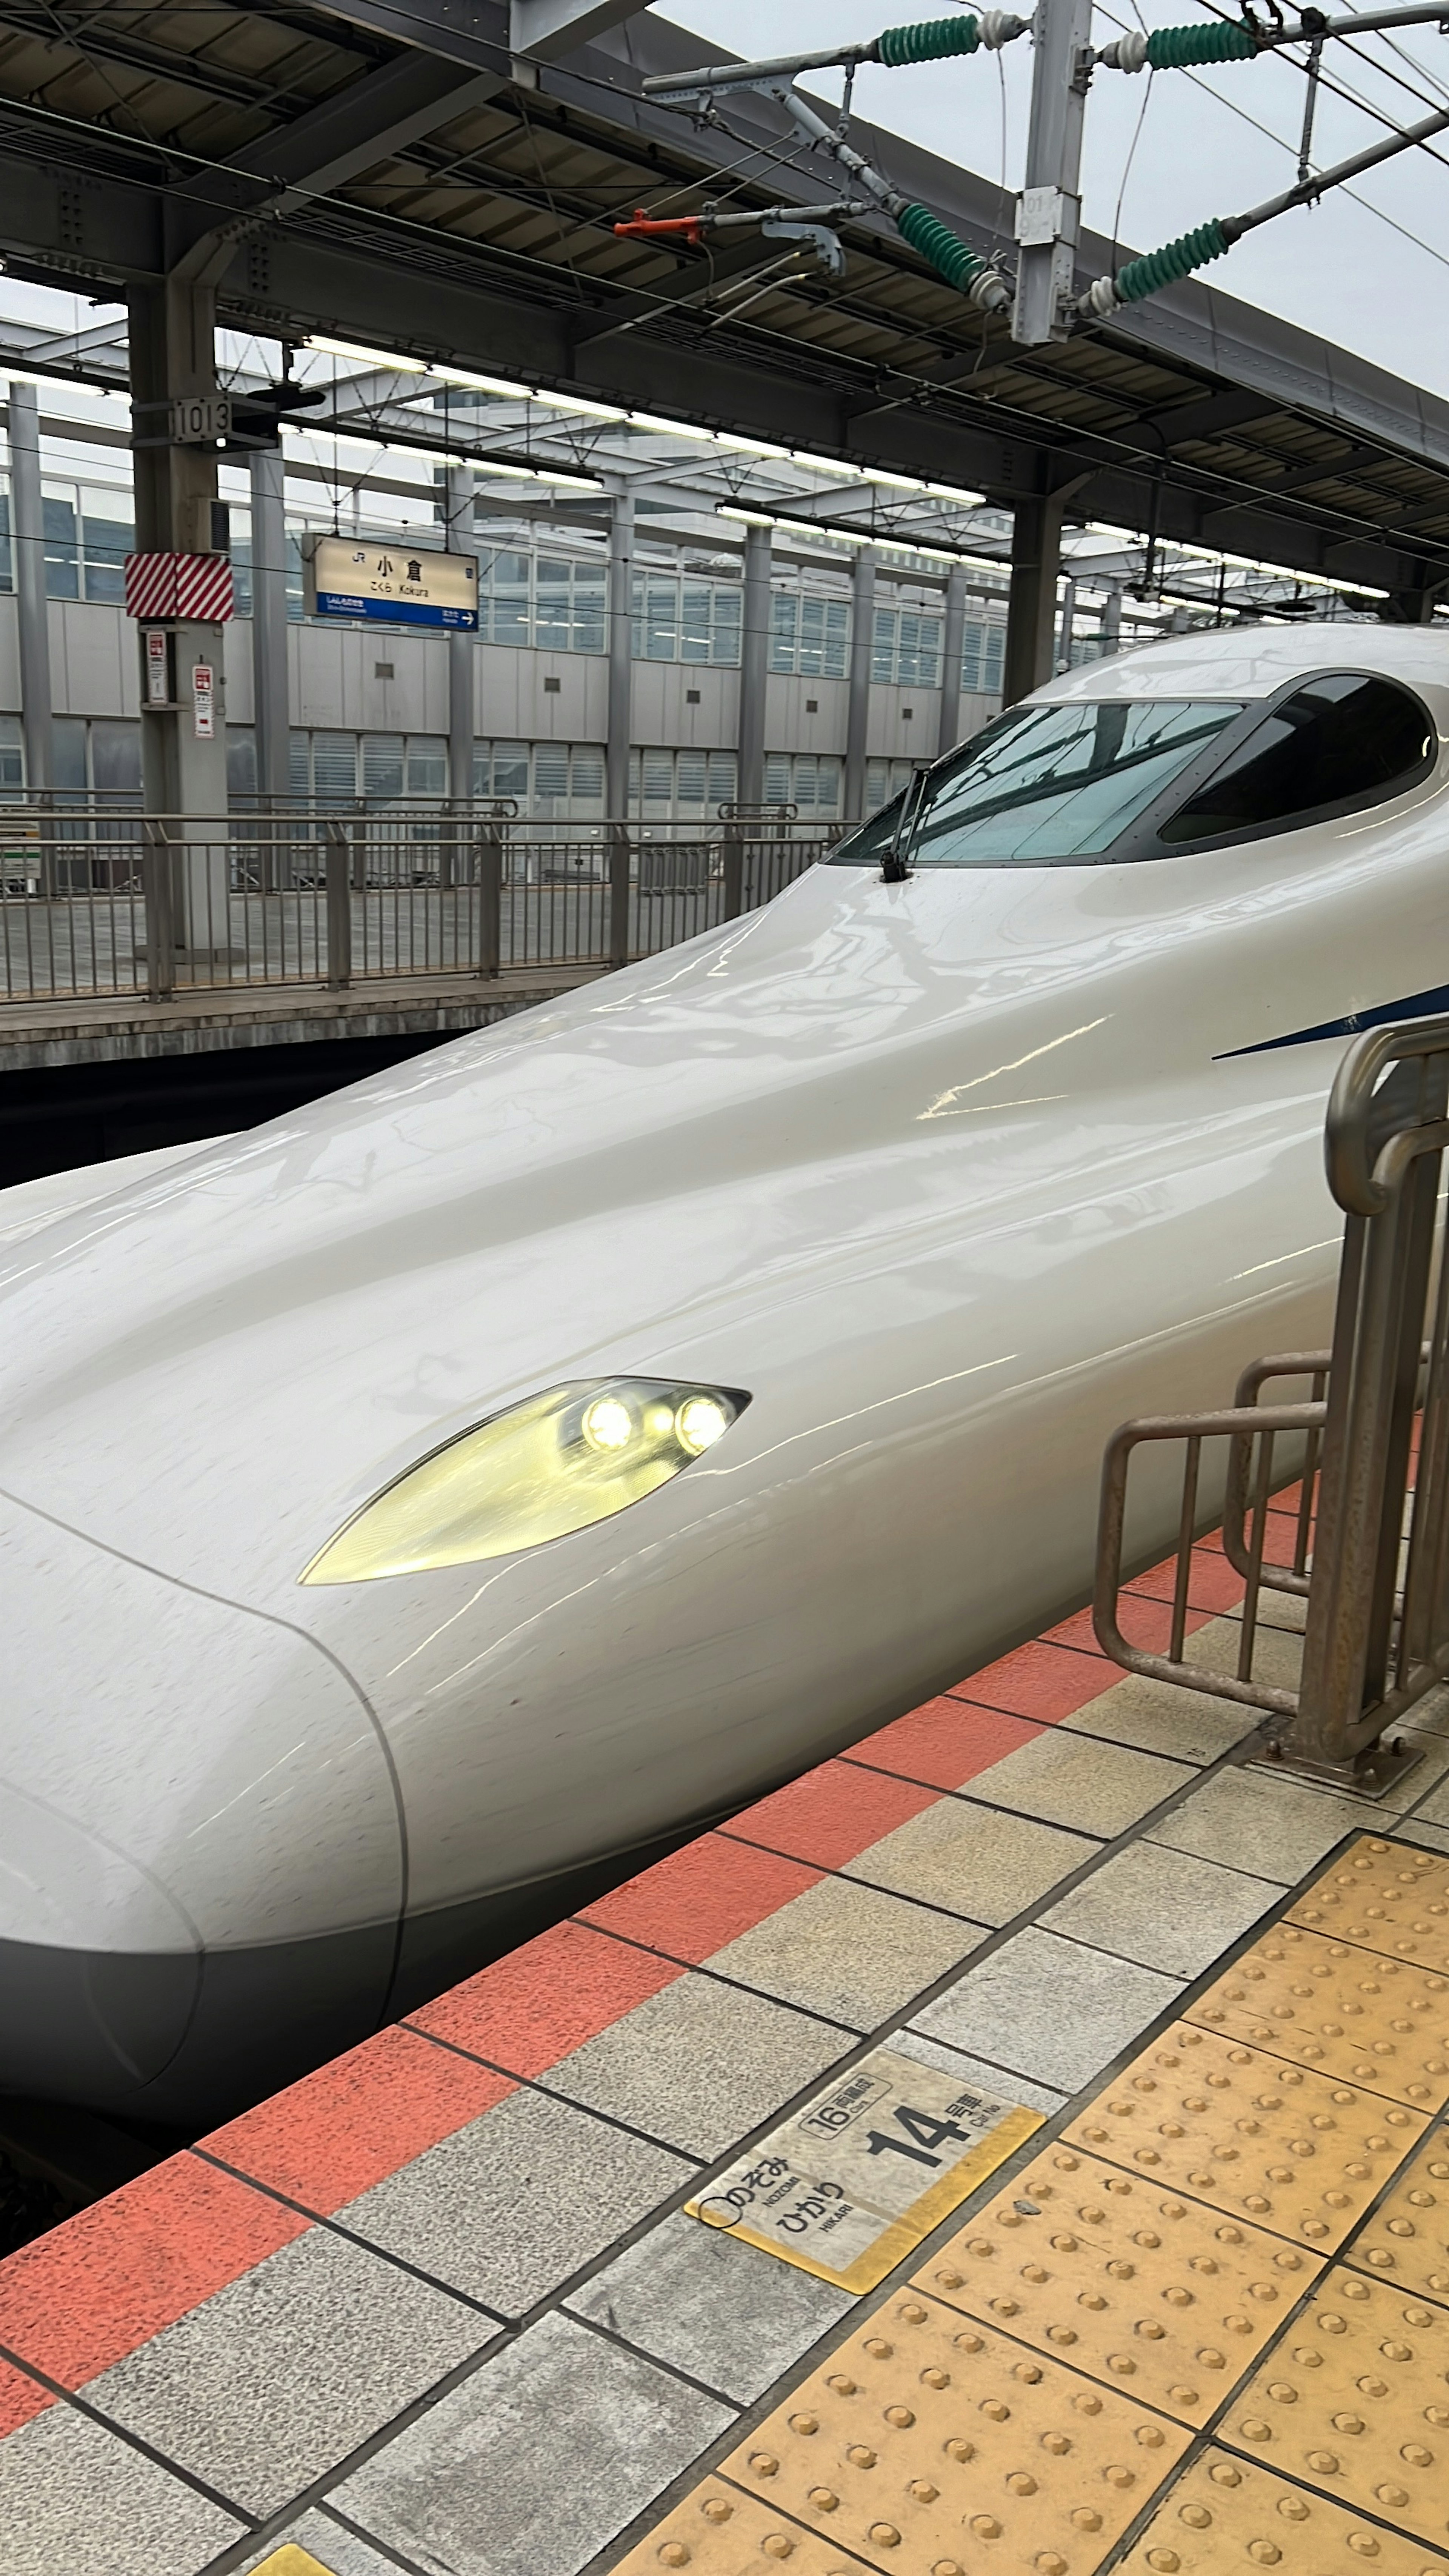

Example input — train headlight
[299,1378,748,1584]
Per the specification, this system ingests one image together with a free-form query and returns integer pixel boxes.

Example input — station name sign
[304,535,478,630]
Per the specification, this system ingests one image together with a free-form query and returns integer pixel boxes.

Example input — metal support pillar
[1100,584,1122,655]
[738,521,770,813]
[128,280,230,957]
[844,550,876,822]
[606,488,634,968]
[1003,493,1064,706]
[1056,573,1077,675]
[248,443,290,808]
[9,383,52,799]
[445,463,476,812]
[938,564,968,756]
[1013,0,1093,345]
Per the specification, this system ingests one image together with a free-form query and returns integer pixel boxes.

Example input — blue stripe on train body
[1220,983,1449,1059]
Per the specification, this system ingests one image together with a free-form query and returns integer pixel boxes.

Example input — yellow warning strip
[612,1835,1449,2576]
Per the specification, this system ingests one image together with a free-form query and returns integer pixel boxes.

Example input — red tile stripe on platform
[0,2152,308,2391]
[0,1541,1246,2428]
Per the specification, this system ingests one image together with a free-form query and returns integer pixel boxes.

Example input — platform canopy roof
[0,0,1446,607]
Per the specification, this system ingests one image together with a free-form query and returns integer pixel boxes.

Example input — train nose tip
[0,1795,200,2101]
[0,1485,404,2119]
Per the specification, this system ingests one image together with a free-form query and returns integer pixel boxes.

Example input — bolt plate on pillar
[1289,1836,1449,1977]
[1223,2265,1449,2550]
[1116,2446,1449,2574]
[609,2480,874,2575]
[911,2145,1323,2427]
[718,2288,1191,2576]
[1064,2024,1427,2251]
[1184,1927,1449,2111]
[1344,2131,1449,2301]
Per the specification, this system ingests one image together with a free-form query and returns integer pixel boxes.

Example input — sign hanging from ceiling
[303,535,478,630]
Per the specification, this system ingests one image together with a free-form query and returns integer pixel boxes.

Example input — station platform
[2,1512,1448,2576]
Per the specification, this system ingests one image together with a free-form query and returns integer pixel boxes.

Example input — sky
[665,0,1449,398]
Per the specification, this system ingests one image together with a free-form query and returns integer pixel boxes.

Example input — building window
[764,752,842,815]
[865,756,919,815]
[769,589,851,677]
[0,714,22,790]
[627,746,738,819]
[873,605,942,688]
[631,574,742,666]
[961,617,1007,697]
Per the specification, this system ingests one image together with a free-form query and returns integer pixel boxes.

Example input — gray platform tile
[1396,1815,1449,1853]
[1143,1765,1378,1883]
[1401,1682,1449,1738]
[1037,1838,1281,1979]
[335,2087,691,2318]
[706,1873,988,2031]
[961,1729,1196,1839]
[889,2024,1068,2117]
[546,1972,845,2161]
[332,2309,731,2576]
[842,1799,1098,1925]
[1060,1670,1260,1764]
[0,2398,241,2576]
[910,1925,1184,2097]
[565,2208,852,2402]
[229,2507,405,2573]
[83,2222,492,2519]
[1183,1618,1302,1692]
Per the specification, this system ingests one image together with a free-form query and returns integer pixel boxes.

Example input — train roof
[1037,621,1449,707]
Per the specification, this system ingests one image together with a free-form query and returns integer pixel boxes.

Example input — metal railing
[0,810,834,1004]
[1094,1015,1449,1796]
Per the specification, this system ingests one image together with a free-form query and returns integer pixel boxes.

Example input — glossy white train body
[3,624,1445,2117]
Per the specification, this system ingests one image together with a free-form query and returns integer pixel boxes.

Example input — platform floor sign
[687,2044,1042,2292]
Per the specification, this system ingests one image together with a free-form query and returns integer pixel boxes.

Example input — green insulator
[1114,217,1231,304]
[878,15,981,66]
[1145,18,1256,64]
[896,200,988,290]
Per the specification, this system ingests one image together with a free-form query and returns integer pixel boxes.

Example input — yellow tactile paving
[609,1835,1449,2576]
[1290,1838,1449,1976]
[1345,2131,1449,2299]
[717,2289,1191,2576]
[1222,2267,1449,2551]
[248,2554,338,2576]
[1063,2024,1426,2250]
[1116,2448,1449,2574]
[910,2144,1323,2427]
[609,2482,876,2574]
[1185,1926,1449,2110]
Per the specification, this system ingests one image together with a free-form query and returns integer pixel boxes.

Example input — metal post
[445,462,476,817]
[1013,0,1093,345]
[9,383,52,800]
[1100,583,1123,656]
[844,550,876,822]
[937,564,968,757]
[1003,493,1065,705]
[249,442,290,807]
[478,817,503,978]
[606,488,634,969]
[142,820,174,1002]
[738,522,770,814]
[324,820,352,990]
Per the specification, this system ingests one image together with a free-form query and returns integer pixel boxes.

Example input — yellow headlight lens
[299,1377,747,1584]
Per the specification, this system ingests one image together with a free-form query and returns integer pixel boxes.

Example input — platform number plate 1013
[686,2044,1042,2291]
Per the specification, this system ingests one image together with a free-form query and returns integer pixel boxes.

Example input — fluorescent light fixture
[306,334,432,375]
[718,506,778,528]
[475,459,602,491]
[714,431,794,460]
[626,410,717,440]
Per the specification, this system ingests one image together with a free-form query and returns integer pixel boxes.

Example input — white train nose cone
[0,1490,404,2117]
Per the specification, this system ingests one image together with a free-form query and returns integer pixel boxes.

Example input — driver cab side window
[1160,672,1434,847]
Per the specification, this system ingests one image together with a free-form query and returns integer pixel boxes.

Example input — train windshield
[833,698,1244,866]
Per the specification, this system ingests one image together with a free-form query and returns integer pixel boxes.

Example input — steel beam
[511,0,652,60]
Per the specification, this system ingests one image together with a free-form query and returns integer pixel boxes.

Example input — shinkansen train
[2,622,1444,2119]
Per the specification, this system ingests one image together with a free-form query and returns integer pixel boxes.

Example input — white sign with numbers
[687,2046,1041,2292]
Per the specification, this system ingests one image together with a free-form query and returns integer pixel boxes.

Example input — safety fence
[1094,1015,1449,1795]
[0,811,834,1002]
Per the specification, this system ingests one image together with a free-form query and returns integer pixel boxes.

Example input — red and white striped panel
[123,552,234,623]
